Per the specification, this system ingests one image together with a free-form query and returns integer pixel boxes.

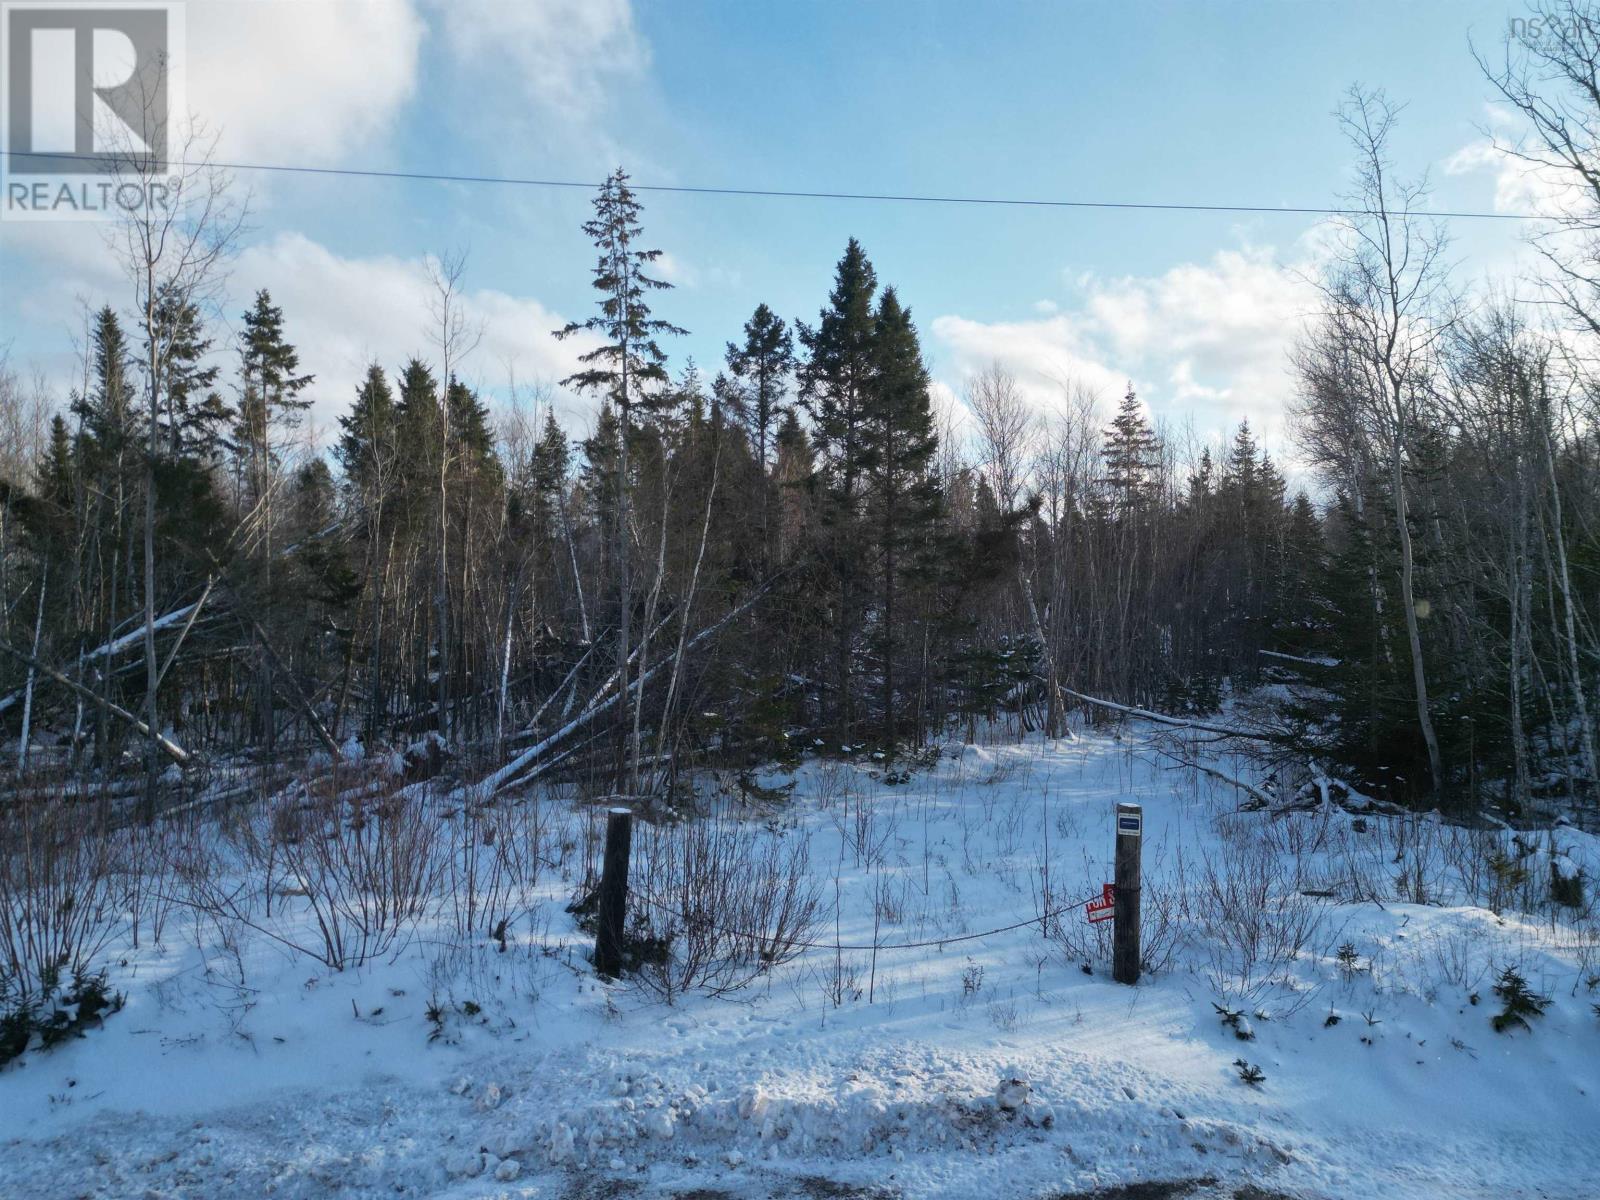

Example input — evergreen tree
[772,406,816,565]
[863,287,941,744]
[26,415,78,574]
[232,291,312,752]
[393,358,444,532]
[73,306,137,467]
[1186,446,1216,509]
[726,303,794,469]
[726,303,795,563]
[288,457,357,613]
[1102,385,1160,506]
[65,307,140,771]
[37,415,75,512]
[581,402,624,542]
[445,378,503,494]
[339,363,400,739]
[149,288,223,461]
[529,406,572,539]
[522,406,573,619]
[235,289,312,506]
[555,168,684,789]
[336,363,398,506]
[798,238,880,738]
[1273,491,1328,657]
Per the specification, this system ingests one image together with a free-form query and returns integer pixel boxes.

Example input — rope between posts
[627,882,1112,954]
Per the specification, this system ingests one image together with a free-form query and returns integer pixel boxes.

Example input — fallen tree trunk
[500,638,605,747]
[249,619,342,761]
[467,580,779,799]
[1152,741,1277,808]
[1058,685,1287,743]
[1,600,203,717]
[0,638,192,767]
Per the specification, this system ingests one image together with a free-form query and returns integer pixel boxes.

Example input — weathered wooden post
[1113,801,1142,985]
[594,806,633,977]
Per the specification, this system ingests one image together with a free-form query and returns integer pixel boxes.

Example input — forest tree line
[4,12,1600,817]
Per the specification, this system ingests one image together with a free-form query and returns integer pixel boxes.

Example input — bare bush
[0,798,118,997]
[1138,851,1189,975]
[1043,846,1187,976]
[1044,880,1112,968]
[809,760,852,811]
[818,951,866,1007]
[442,797,546,943]
[114,813,194,950]
[1417,924,1492,996]
[225,784,442,970]
[632,810,823,1000]
[1196,827,1325,1006]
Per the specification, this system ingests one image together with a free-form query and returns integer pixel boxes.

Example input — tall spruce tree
[1102,385,1160,506]
[726,303,795,562]
[798,239,879,739]
[394,358,444,526]
[71,308,138,772]
[236,289,312,511]
[555,168,684,789]
[337,364,398,507]
[527,406,572,592]
[149,289,222,461]
[235,290,311,751]
[863,287,941,744]
[74,307,137,472]
[339,364,399,737]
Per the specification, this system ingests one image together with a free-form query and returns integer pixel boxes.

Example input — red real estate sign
[1085,883,1116,923]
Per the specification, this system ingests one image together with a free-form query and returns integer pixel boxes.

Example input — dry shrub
[1043,846,1186,976]
[114,812,194,950]
[1196,825,1324,1006]
[1043,873,1112,969]
[1399,923,1492,997]
[631,811,823,1000]
[443,798,546,942]
[222,783,441,970]
[0,797,118,997]
[810,760,852,811]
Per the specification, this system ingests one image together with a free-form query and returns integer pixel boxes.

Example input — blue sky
[0,0,1547,459]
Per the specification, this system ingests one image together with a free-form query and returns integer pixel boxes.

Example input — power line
[0,148,1553,222]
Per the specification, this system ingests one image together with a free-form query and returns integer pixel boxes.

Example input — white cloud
[0,226,599,444]
[229,233,600,438]
[426,0,645,127]
[1443,137,1580,219]
[931,312,1129,416]
[653,251,696,287]
[931,245,1318,450]
[187,1,425,165]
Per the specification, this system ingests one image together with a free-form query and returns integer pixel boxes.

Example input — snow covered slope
[2,731,1596,1198]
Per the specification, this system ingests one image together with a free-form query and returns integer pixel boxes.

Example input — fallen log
[1152,742,1277,809]
[0,638,191,767]
[248,619,342,761]
[468,580,778,799]
[0,600,203,716]
[1059,685,1287,743]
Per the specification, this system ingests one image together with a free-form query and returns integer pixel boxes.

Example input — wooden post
[594,806,633,978]
[1113,802,1142,985]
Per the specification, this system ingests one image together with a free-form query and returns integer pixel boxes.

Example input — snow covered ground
[2,728,1598,1199]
